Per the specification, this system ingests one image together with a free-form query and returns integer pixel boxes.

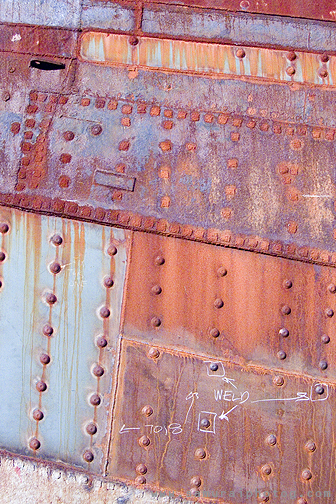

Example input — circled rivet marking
[314,384,324,395]
[209,363,218,371]
[200,418,210,428]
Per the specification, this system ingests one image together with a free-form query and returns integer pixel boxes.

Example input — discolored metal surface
[123,231,336,379]
[109,339,334,503]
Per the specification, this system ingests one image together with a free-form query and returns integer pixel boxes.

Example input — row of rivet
[0,223,9,293]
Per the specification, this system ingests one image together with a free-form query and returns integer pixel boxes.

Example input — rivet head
[103,276,114,288]
[63,131,75,141]
[314,384,324,395]
[97,336,108,348]
[209,363,218,371]
[266,434,277,446]
[210,328,220,338]
[29,438,41,450]
[43,324,53,336]
[0,223,9,234]
[33,409,44,421]
[107,245,117,256]
[281,305,291,315]
[200,418,210,429]
[189,487,200,497]
[136,463,147,475]
[2,91,11,102]
[287,51,297,61]
[93,365,104,377]
[302,469,312,480]
[90,124,103,136]
[305,440,316,452]
[217,266,227,277]
[90,393,101,406]
[148,347,160,359]
[195,448,206,459]
[129,36,139,46]
[321,334,330,344]
[135,475,146,485]
[273,375,284,386]
[319,360,328,370]
[83,450,94,463]
[190,476,202,488]
[328,283,336,293]
[154,255,165,266]
[297,499,308,504]
[36,381,47,392]
[320,53,329,63]
[46,293,57,305]
[283,279,292,289]
[151,285,162,295]
[40,353,51,365]
[261,464,272,475]
[277,350,286,360]
[49,262,61,274]
[319,68,328,78]
[51,234,63,246]
[258,491,269,502]
[99,306,110,318]
[151,316,161,327]
[0,251,6,262]
[325,308,334,317]
[286,66,296,75]
[236,48,245,58]
[141,405,153,417]
[279,328,289,337]
[138,435,150,447]
[214,298,224,309]
[86,423,97,435]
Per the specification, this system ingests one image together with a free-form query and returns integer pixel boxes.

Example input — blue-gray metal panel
[0,0,82,28]
[81,1,135,31]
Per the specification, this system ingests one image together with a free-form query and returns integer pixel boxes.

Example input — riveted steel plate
[122,231,336,380]
[0,206,128,471]
[109,339,334,503]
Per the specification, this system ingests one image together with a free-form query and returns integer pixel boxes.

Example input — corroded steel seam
[1,195,335,268]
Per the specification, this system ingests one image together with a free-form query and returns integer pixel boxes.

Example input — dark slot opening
[30,60,65,71]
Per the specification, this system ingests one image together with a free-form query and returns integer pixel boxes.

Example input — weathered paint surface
[0,206,128,471]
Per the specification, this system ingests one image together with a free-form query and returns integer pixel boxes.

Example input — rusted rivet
[279,328,289,337]
[328,283,336,293]
[33,409,44,421]
[190,476,202,487]
[0,252,6,262]
[283,279,292,289]
[136,463,147,475]
[103,276,114,288]
[273,375,284,386]
[319,360,328,370]
[135,475,146,485]
[214,298,224,309]
[60,153,72,164]
[151,316,161,327]
[29,438,41,450]
[286,66,295,76]
[51,234,63,246]
[0,223,9,234]
[200,418,210,429]
[139,435,150,447]
[63,131,75,141]
[209,363,218,371]
[281,305,291,315]
[142,405,153,417]
[83,450,94,463]
[90,124,103,136]
[86,423,97,435]
[58,175,70,188]
[90,393,101,406]
[129,36,139,46]
[151,285,162,295]
[93,365,104,377]
[277,350,286,360]
[217,266,227,277]
[43,324,53,336]
[2,91,10,102]
[210,328,220,338]
[154,255,165,265]
[287,51,296,61]
[301,469,312,480]
[46,293,57,305]
[320,53,329,63]
[305,440,316,452]
[321,334,330,344]
[297,498,308,504]
[236,48,246,58]
[325,308,334,317]
[195,448,206,460]
[261,464,272,475]
[148,347,160,359]
[36,381,47,392]
[99,306,110,318]
[189,488,200,497]
[97,336,108,348]
[258,491,269,502]
[314,384,324,395]
[319,69,328,78]
[40,353,51,365]
[266,434,277,446]
[107,245,117,256]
